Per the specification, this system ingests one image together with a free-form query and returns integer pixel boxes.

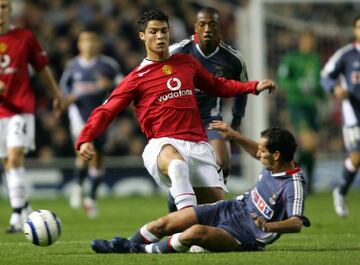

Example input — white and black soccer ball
[23,210,61,247]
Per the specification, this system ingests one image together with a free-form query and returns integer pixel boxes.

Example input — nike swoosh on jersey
[138,69,150,76]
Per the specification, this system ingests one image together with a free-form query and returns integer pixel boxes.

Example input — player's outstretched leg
[69,166,87,209]
[91,207,199,253]
[333,155,359,217]
[83,167,103,218]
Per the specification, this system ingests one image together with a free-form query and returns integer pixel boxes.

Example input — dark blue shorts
[204,119,224,141]
[193,199,264,251]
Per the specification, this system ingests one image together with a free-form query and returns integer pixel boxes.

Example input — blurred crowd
[9,0,359,160]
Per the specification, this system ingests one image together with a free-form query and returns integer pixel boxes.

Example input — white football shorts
[142,137,227,191]
[0,114,35,158]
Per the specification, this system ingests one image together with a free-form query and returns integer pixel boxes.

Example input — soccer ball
[23,210,61,247]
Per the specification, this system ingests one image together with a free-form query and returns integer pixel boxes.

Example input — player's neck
[199,43,217,56]
[270,161,294,174]
[80,54,97,61]
[146,50,170,62]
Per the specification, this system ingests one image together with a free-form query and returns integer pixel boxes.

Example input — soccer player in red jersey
[77,9,275,212]
[0,0,63,233]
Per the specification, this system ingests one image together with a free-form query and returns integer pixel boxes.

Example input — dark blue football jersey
[170,35,248,128]
[321,43,360,127]
[60,55,122,121]
[242,166,307,244]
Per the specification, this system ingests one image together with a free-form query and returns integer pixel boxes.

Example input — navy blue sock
[143,239,177,254]
[74,167,87,185]
[89,177,102,200]
[129,230,146,244]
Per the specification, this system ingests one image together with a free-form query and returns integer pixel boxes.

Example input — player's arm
[254,215,304,233]
[76,74,137,160]
[59,64,78,108]
[231,94,247,130]
[193,56,275,96]
[208,120,259,159]
[321,49,346,96]
[232,62,249,129]
[37,66,64,117]
[256,176,311,233]
[97,60,123,92]
[27,30,64,116]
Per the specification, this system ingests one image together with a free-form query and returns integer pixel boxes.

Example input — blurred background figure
[277,30,324,194]
[0,0,63,233]
[60,29,122,218]
[321,15,360,217]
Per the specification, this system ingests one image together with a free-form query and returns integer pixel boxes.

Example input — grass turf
[0,191,359,265]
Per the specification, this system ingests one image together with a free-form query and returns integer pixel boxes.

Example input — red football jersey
[76,53,258,149]
[0,28,49,117]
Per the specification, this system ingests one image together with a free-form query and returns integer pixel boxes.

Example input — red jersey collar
[271,163,302,177]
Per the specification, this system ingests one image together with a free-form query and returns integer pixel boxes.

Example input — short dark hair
[197,7,220,17]
[261,127,297,162]
[353,15,360,27]
[138,8,169,32]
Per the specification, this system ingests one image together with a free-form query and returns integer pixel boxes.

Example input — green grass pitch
[0,192,359,265]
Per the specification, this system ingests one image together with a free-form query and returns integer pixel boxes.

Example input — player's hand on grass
[79,142,96,161]
[334,85,348,99]
[255,79,276,94]
[208,120,238,140]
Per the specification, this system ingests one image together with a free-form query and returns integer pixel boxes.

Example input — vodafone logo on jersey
[166,78,181,91]
[158,77,193,102]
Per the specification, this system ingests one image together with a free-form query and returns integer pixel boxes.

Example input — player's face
[139,20,169,60]
[299,33,315,53]
[353,19,360,42]
[0,0,11,34]
[257,138,278,170]
[78,32,101,57]
[194,12,220,47]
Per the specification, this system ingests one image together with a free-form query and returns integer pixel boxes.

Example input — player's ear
[273,151,281,161]
[139,32,145,41]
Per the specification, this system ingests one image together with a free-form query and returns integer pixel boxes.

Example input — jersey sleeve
[320,49,345,92]
[232,59,249,128]
[192,56,258,97]
[76,73,137,149]
[27,31,49,71]
[60,63,74,96]
[284,174,306,218]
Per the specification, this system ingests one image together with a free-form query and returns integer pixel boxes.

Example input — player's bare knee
[5,156,23,169]
[149,216,173,236]
[182,224,209,245]
[349,153,360,168]
[158,145,184,176]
